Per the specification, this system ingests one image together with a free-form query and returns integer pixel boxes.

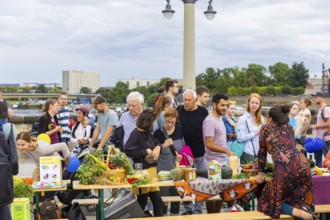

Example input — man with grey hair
[120,91,145,146]
[177,89,209,215]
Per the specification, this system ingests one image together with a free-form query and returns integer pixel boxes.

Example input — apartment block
[62,70,100,94]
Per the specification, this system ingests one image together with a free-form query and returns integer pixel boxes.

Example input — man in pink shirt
[203,93,235,167]
[310,91,330,167]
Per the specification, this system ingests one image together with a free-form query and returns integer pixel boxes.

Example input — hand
[77,138,84,144]
[163,138,174,148]
[146,148,153,157]
[254,173,265,184]
[310,124,316,130]
[227,150,235,157]
[152,146,161,160]
[176,154,183,162]
[255,128,261,135]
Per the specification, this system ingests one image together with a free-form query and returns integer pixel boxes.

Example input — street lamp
[162,0,217,89]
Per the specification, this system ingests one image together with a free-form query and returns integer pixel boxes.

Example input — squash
[170,168,183,181]
[221,166,233,179]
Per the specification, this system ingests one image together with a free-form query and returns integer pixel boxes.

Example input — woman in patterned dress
[255,104,318,220]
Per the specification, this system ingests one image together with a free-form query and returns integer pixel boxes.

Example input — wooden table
[72,179,174,220]
[32,168,68,219]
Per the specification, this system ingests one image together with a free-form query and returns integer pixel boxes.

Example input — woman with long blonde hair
[237,93,265,164]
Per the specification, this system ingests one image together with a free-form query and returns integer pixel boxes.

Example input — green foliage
[289,62,309,88]
[80,87,92,94]
[281,85,292,95]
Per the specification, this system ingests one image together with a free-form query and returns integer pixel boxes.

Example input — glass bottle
[308,155,315,168]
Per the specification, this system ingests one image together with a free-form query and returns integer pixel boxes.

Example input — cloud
[0,0,329,86]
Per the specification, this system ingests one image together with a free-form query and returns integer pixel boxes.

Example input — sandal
[301,205,320,220]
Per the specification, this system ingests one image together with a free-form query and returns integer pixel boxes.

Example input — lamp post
[162,0,216,89]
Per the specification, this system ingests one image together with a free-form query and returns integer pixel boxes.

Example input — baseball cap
[75,107,89,117]
[311,91,326,98]
[93,96,106,105]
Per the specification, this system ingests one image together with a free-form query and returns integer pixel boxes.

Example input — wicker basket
[103,146,126,183]
[104,167,126,183]
[241,168,258,177]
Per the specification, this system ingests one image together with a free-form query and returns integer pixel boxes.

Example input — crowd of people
[1,83,330,220]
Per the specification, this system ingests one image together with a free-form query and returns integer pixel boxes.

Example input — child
[16,131,71,167]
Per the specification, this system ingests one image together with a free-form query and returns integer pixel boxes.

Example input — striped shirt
[57,107,71,143]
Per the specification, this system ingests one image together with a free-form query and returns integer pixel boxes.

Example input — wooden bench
[72,195,222,205]
[314,204,330,220]
[126,211,293,220]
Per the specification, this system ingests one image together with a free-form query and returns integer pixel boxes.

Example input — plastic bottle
[229,156,239,177]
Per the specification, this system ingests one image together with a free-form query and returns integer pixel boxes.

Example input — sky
[0,0,329,87]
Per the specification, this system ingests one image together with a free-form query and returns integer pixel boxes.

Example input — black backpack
[0,132,14,207]
[109,125,124,151]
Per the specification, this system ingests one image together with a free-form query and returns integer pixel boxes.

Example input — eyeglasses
[165,120,176,125]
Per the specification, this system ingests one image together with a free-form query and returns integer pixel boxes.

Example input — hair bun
[282,104,291,114]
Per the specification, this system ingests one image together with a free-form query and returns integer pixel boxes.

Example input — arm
[323,150,330,168]
[311,117,330,129]
[90,123,99,147]
[97,125,113,150]
[37,141,71,159]
[205,136,233,156]
[124,131,149,160]
[255,126,268,183]
[236,116,257,143]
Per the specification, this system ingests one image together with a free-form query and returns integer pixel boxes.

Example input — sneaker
[181,211,193,215]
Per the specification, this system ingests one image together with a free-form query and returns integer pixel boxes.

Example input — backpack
[0,132,14,207]
[109,125,124,151]
[179,145,195,167]
[321,105,330,121]
[0,119,19,175]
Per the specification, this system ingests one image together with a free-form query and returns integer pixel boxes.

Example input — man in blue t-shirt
[91,95,119,151]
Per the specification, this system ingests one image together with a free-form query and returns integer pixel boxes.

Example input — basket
[103,146,126,183]
[241,168,258,177]
[104,167,126,183]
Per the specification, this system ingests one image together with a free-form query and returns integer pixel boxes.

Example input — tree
[37,84,47,93]
[268,62,291,86]
[80,87,92,94]
[289,62,309,88]
[246,64,268,87]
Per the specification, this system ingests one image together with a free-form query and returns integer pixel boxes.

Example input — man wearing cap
[91,95,119,151]
[57,92,71,148]
[310,91,330,167]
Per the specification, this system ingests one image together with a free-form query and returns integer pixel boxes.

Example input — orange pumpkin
[23,177,34,185]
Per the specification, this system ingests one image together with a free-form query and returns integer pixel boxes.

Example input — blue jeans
[314,140,330,167]
[281,203,303,220]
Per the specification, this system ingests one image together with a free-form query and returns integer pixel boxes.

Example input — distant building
[22,82,39,88]
[0,83,20,87]
[118,77,160,89]
[305,77,322,96]
[62,70,100,94]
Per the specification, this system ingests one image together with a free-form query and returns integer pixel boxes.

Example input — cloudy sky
[1,0,329,86]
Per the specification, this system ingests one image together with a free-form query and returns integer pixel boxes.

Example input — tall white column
[183,1,196,90]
